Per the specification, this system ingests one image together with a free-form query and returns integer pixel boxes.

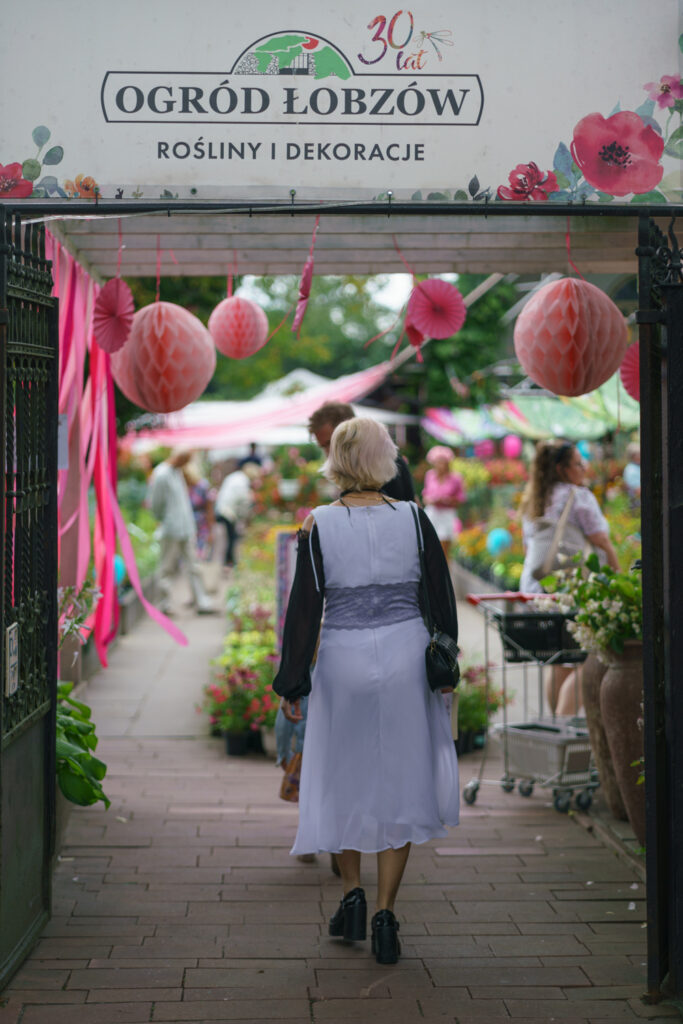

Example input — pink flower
[497,162,558,202]
[644,74,683,109]
[0,163,33,198]
[571,111,664,196]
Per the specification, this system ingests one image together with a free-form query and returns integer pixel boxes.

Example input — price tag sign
[5,623,19,697]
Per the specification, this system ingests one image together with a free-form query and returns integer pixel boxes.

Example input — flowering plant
[457,660,512,733]
[538,553,642,660]
[201,667,278,733]
[205,601,279,733]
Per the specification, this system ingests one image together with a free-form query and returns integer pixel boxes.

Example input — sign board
[5,624,19,698]
[1,1,681,205]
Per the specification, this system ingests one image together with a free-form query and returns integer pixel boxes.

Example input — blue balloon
[486,528,512,556]
[577,440,591,460]
[114,554,126,586]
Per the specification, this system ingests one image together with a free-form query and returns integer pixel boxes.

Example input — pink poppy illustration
[497,161,558,201]
[644,74,683,109]
[571,111,664,196]
[0,162,33,198]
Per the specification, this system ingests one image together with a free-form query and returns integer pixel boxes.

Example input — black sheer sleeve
[382,453,416,502]
[418,507,458,643]
[272,525,324,700]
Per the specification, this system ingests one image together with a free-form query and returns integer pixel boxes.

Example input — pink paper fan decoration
[111,302,216,413]
[514,278,628,397]
[406,279,467,340]
[619,343,640,402]
[93,278,135,353]
[208,296,269,359]
[292,258,314,337]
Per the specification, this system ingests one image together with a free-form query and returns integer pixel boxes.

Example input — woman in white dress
[520,440,620,714]
[273,418,459,965]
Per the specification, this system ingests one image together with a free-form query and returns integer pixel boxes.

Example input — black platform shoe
[371,909,401,964]
[328,886,367,941]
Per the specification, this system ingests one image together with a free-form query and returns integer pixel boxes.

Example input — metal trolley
[461,593,599,814]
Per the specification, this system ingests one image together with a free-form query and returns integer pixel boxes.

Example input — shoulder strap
[540,488,577,578]
[410,503,435,635]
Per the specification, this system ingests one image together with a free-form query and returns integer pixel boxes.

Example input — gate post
[638,213,683,999]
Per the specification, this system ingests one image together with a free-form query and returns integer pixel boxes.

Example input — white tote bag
[526,490,594,581]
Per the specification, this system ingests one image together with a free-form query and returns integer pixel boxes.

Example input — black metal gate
[0,210,59,987]
[637,213,683,1001]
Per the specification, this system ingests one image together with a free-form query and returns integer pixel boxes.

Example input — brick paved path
[1,595,680,1024]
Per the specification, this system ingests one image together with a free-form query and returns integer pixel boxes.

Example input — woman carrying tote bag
[519,440,620,714]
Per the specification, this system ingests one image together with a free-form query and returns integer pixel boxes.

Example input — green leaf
[452,189,469,201]
[43,146,64,166]
[32,125,51,147]
[630,190,667,204]
[58,767,98,806]
[585,552,601,573]
[411,190,423,200]
[427,191,448,201]
[679,32,683,53]
[665,125,683,159]
[56,736,88,759]
[254,34,307,54]
[22,159,42,182]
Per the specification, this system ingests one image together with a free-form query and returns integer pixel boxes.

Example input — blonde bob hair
[323,417,398,492]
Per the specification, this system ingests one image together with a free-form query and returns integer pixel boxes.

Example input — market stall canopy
[121,363,418,451]
[422,374,640,444]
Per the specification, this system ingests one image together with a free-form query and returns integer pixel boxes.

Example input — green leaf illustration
[665,125,683,159]
[452,189,469,201]
[22,158,42,181]
[43,146,64,166]
[32,125,51,148]
[254,34,307,54]
[630,190,667,204]
[313,46,351,80]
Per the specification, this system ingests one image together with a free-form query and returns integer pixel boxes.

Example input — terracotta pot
[599,641,645,845]
[581,653,628,821]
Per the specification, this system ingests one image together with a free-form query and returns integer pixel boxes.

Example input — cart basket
[493,609,587,665]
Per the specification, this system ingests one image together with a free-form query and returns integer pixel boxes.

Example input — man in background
[308,402,416,501]
[148,448,216,615]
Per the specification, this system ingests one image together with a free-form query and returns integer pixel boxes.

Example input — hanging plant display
[208,295,269,359]
[513,277,628,397]
[111,301,216,413]
[93,277,135,353]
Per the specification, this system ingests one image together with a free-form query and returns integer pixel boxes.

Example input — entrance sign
[1,1,681,204]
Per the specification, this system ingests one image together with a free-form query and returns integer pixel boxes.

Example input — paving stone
[486,936,591,957]
[429,966,591,987]
[151,1000,310,1020]
[84,989,182,1002]
[21,1006,154,1023]
[66,968,184,989]
[504,998,641,1017]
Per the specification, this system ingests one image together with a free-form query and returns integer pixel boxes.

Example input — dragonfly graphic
[417,28,453,62]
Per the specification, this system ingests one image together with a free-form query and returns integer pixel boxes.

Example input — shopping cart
[461,593,598,814]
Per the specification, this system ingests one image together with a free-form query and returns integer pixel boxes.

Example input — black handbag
[410,504,460,692]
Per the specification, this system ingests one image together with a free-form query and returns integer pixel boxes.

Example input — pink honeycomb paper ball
[209,296,269,359]
[111,302,216,413]
[514,278,628,397]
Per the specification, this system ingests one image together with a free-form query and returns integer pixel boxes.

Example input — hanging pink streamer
[292,216,320,337]
[565,217,587,281]
[48,229,186,660]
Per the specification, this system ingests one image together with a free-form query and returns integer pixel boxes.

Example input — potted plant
[55,580,110,854]
[201,668,278,755]
[540,554,644,842]
[456,661,509,755]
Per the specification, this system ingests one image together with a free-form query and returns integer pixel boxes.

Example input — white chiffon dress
[274,500,460,856]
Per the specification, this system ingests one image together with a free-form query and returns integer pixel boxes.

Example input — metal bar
[639,214,669,997]
[661,276,683,997]
[4,199,683,219]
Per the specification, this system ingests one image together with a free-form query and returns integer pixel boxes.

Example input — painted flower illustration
[571,111,664,196]
[644,74,683,109]
[0,162,33,198]
[64,174,99,198]
[497,162,558,201]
